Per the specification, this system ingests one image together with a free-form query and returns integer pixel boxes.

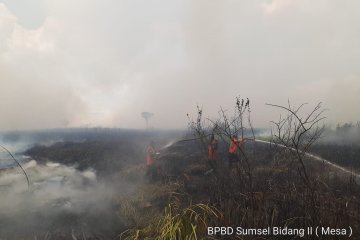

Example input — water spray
[255,139,360,178]
[160,135,360,178]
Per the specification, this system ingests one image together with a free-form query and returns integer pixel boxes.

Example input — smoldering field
[0,159,128,239]
[0,129,183,239]
[0,127,359,239]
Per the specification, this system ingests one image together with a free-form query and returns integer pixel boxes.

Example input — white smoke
[0,159,129,238]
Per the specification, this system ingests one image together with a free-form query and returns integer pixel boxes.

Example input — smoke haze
[0,0,359,130]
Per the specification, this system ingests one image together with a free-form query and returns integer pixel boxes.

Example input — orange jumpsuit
[228,138,244,166]
[146,146,155,166]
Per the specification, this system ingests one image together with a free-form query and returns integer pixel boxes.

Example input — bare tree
[266,101,326,187]
[211,97,254,184]
[187,97,255,189]
[0,144,29,189]
[186,106,211,154]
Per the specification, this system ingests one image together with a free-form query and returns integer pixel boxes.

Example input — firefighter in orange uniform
[228,135,245,168]
[146,141,156,181]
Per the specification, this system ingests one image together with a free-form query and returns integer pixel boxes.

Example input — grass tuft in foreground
[119,203,220,240]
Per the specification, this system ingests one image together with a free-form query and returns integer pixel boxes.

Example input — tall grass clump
[119,203,220,240]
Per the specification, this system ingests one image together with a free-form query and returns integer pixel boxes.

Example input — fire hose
[166,135,359,178]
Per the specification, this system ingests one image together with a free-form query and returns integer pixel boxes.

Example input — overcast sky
[0,0,359,130]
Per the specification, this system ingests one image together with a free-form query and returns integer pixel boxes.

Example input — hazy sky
[0,0,359,130]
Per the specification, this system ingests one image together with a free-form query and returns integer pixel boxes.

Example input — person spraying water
[228,135,247,168]
[145,141,159,182]
[158,134,360,179]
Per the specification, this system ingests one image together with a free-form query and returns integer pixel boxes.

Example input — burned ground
[311,144,360,173]
[25,140,141,177]
[1,129,360,239]
[118,140,360,239]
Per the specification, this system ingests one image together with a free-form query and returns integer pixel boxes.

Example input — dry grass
[119,203,220,240]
